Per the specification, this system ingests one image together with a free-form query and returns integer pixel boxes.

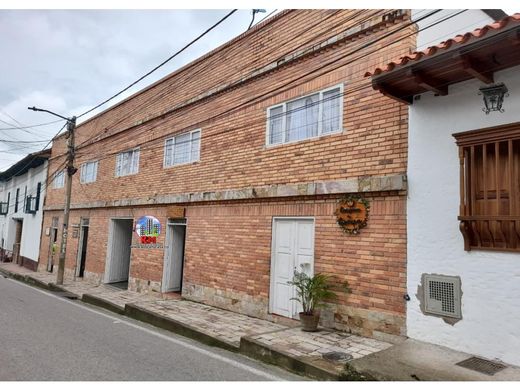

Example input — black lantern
[478,83,509,114]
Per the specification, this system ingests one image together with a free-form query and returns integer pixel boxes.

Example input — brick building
[40,10,415,338]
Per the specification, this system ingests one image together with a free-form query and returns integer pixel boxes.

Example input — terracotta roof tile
[365,13,520,77]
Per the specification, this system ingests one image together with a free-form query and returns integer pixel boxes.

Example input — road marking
[4,277,287,381]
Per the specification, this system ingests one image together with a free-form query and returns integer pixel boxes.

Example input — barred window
[455,123,520,252]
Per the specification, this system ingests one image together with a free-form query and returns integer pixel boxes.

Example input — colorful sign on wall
[135,215,161,244]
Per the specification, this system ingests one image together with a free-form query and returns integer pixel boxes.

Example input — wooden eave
[371,26,520,104]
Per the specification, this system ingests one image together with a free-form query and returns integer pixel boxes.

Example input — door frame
[269,216,315,317]
[104,217,134,284]
[161,218,187,293]
[75,218,90,277]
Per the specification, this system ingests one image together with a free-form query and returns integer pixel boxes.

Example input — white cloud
[0,9,273,170]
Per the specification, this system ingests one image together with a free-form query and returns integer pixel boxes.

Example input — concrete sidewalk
[2,262,520,381]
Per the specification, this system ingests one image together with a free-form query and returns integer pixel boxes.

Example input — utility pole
[28,107,76,285]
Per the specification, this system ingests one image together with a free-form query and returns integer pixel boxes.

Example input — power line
[72,9,445,159]
[76,9,238,119]
[0,119,64,131]
[72,9,368,151]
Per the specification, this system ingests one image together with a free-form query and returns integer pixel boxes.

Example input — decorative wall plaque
[334,195,370,235]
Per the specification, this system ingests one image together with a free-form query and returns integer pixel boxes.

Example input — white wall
[412,9,494,51]
[0,161,48,262]
[407,65,520,366]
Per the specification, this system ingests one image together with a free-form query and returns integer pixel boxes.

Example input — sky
[0,9,277,170]
[1,4,519,171]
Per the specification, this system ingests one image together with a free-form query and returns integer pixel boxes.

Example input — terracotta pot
[299,312,320,332]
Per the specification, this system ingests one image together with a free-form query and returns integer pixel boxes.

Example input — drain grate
[455,356,506,376]
[322,352,353,363]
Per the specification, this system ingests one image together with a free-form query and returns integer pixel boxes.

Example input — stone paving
[133,299,288,348]
[1,262,396,378]
[248,326,392,371]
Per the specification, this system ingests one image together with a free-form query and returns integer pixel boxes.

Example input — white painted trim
[265,83,344,147]
[79,160,99,184]
[103,217,134,284]
[269,217,315,317]
[115,147,140,178]
[163,128,202,169]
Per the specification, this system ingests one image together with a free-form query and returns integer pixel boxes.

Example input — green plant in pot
[288,268,348,332]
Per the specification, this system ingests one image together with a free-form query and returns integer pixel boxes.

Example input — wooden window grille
[454,123,520,252]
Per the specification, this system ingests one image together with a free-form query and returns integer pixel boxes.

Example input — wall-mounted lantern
[479,83,509,114]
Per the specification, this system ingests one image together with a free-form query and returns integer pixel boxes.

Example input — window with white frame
[267,84,343,146]
[53,170,65,189]
[115,148,140,177]
[164,129,201,167]
[80,161,98,184]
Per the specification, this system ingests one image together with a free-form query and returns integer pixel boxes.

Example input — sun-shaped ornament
[334,195,370,235]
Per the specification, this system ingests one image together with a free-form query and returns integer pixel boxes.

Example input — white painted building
[0,150,50,270]
[368,11,520,366]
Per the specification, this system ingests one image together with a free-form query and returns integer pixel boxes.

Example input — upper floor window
[267,84,343,146]
[455,123,520,252]
[115,148,140,177]
[164,129,201,167]
[80,161,98,184]
[53,171,65,189]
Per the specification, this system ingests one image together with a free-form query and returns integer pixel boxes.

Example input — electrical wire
[71,9,447,160]
[76,9,238,120]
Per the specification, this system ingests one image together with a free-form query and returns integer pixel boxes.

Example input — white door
[162,222,186,292]
[270,218,315,318]
[106,219,133,283]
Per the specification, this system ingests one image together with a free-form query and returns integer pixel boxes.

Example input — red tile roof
[365,13,520,77]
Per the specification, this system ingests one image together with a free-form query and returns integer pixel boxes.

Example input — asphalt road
[0,276,302,381]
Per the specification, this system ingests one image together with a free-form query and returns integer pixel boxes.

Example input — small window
[115,148,140,177]
[267,84,343,146]
[53,171,65,189]
[164,129,201,167]
[80,161,98,184]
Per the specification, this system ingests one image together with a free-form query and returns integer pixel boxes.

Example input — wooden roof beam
[408,69,448,96]
[372,79,413,105]
[455,53,494,84]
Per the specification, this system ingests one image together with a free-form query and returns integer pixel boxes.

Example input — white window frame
[163,129,201,168]
[80,160,99,184]
[53,170,65,189]
[115,147,140,177]
[265,83,344,147]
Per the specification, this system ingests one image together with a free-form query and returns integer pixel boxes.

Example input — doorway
[13,219,23,264]
[105,218,133,285]
[162,218,186,292]
[270,218,315,319]
[76,218,90,278]
[47,217,59,272]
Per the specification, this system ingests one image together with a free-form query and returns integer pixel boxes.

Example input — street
[0,276,301,381]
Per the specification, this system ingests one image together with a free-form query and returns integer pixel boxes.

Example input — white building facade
[368,11,520,366]
[0,150,50,270]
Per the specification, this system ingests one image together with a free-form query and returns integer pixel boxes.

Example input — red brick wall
[44,10,414,208]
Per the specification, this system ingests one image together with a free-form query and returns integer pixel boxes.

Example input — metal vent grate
[423,274,461,318]
[456,356,506,376]
[429,280,455,314]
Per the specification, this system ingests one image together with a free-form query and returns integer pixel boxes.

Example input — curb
[82,294,126,315]
[125,303,240,352]
[240,335,341,380]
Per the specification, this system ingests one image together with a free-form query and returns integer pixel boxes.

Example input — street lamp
[28,106,76,285]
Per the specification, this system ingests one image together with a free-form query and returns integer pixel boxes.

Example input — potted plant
[288,268,348,332]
